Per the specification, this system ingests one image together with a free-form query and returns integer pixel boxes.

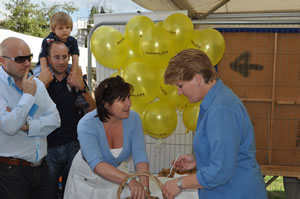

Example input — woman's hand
[128,178,146,199]
[163,178,182,199]
[172,154,196,171]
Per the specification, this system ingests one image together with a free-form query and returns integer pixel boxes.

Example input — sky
[0,0,149,35]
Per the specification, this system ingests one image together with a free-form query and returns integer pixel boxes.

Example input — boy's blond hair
[50,12,73,32]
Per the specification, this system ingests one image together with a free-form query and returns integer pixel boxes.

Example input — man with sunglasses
[0,37,61,199]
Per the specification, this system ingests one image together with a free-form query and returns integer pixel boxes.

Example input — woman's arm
[179,174,204,189]
[135,162,149,189]
[195,107,240,189]
[93,161,149,186]
[94,161,147,199]
[93,161,128,184]
[163,174,204,199]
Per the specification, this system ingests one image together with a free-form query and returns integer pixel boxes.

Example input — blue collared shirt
[0,66,60,162]
[194,79,267,199]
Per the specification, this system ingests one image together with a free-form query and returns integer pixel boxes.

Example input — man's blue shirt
[0,66,60,162]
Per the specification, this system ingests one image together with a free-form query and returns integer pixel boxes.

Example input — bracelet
[126,176,137,185]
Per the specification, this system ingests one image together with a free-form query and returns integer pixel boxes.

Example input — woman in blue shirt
[64,76,149,199]
[162,49,267,199]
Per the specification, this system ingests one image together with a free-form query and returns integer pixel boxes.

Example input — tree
[82,4,114,47]
[87,2,114,29]
[0,0,78,37]
[87,5,100,31]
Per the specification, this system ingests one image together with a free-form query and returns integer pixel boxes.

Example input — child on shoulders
[34,11,88,109]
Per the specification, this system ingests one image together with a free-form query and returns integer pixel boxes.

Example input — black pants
[0,160,54,199]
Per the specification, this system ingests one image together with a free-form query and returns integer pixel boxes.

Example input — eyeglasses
[50,55,69,61]
[2,54,33,64]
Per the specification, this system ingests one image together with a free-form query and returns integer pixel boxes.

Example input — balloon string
[167,153,182,178]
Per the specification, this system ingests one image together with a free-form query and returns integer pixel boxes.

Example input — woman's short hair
[94,76,133,122]
[50,12,73,32]
[164,48,218,85]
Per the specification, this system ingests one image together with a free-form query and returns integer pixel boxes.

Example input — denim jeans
[0,160,54,199]
[46,140,80,199]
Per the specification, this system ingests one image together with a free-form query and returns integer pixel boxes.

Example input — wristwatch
[176,176,184,190]
[25,121,29,132]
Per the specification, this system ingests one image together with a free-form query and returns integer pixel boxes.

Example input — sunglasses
[2,54,33,64]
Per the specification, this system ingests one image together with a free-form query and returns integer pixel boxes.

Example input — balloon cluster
[91,13,225,138]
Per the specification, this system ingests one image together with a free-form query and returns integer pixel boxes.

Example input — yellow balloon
[130,101,147,120]
[159,84,189,110]
[189,28,225,66]
[91,26,127,69]
[155,21,163,28]
[162,13,194,52]
[143,101,177,139]
[158,68,188,109]
[125,16,154,54]
[121,46,142,69]
[139,26,176,69]
[122,62,160,104]
[182,101,202,132]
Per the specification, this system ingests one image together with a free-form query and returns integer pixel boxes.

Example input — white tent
[0,29,43,63]
[0,28,95,74]
[132,0,300,19]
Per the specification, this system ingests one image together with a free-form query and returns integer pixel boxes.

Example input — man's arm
[81,92,96,112]
[25,78,60,137]
[0,68,37,135]
[0,94,35,136]
[67,70,96,112]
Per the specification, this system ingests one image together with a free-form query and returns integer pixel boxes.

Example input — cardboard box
[218,30,300,167]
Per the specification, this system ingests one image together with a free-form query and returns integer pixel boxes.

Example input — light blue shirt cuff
[20,93,35,112]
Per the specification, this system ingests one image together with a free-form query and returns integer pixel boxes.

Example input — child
[34,11,89,108]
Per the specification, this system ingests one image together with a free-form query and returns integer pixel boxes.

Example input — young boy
[34,11,89,108]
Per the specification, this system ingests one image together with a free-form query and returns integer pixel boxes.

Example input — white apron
[64,150,131,199]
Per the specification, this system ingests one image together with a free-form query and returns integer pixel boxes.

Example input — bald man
[0,37,61,199]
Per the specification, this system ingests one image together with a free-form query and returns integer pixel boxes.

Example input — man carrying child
[34,11,89,109]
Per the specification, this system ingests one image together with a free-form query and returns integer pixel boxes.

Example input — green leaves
[0,0,78,37]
